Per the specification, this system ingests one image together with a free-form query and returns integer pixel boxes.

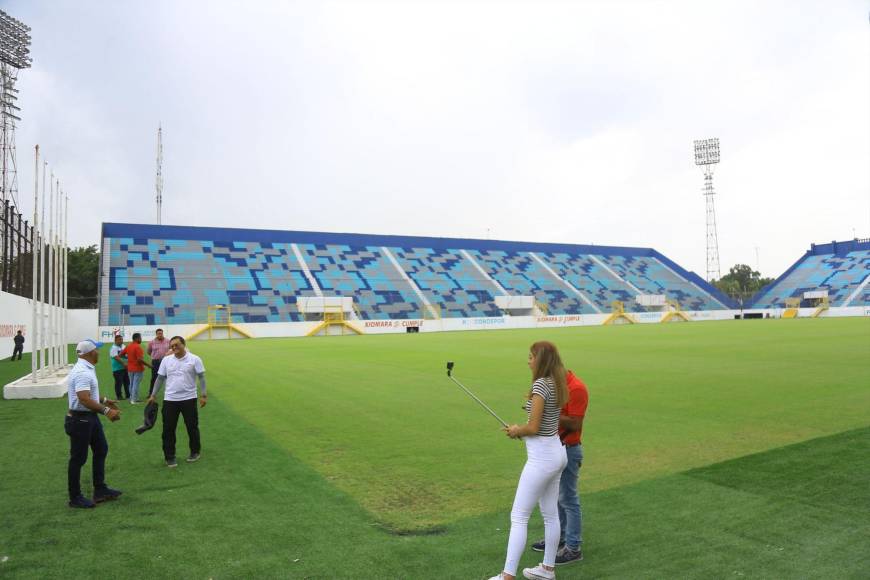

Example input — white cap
[76,339,104,355]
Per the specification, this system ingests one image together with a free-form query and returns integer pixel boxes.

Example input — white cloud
[6,0,868,279]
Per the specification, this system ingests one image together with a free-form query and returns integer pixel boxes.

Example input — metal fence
[0,199,34,298]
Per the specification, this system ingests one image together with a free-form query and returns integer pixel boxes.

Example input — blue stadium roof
[102,222,656,256]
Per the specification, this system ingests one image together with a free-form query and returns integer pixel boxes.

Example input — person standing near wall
[11,330,24,361]
[147,329,170,396]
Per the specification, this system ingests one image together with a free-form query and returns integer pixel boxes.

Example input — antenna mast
[156,124,163,224]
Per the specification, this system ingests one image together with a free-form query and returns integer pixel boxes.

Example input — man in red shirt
[531,369,589,565]
[120,333,152,404]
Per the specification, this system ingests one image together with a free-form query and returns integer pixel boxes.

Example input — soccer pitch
[0,318,868,578]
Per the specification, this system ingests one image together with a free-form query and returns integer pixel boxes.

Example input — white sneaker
[487,575,506,580]
[523,563,556,580]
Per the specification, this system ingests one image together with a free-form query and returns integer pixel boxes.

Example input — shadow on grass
[570,426,870,579]
[685,425,870,513]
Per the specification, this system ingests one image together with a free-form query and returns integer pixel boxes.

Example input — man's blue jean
[558,444,583,549]
[128,371,144,402]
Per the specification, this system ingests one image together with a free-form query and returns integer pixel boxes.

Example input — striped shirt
[524,377,561,436]
[148,337,171,360]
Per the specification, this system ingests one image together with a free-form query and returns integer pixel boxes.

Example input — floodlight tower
[155,124,163,224]
[694,137,721,282]
[0,9,31,211]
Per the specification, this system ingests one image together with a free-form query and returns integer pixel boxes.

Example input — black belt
[564,443,580,448]
[68,410,96,417]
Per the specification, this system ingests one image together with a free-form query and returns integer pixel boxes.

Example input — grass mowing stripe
[686,425,870,513]
[556,427,870,579]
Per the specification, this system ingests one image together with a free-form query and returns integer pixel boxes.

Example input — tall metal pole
[38,161,45,372]
[47,171,53,370]
[30,144,38,381]
[703,168,721,281]
[49,173,55,370]
[54,178,60,368]
[63,193,68,365]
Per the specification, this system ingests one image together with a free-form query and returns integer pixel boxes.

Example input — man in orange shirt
[120,333,152,404]
[531,369,589,565]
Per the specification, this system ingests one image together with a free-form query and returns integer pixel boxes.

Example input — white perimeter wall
[746,306,870,319]
[98,309,741,342]
[0,291,98,358]
[3,287,862,351]
[95,306,870,343]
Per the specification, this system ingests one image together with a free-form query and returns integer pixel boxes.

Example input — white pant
[503,434,568,575]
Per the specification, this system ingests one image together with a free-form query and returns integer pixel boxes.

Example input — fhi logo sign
[99,327,159,340]
[100,327,125,340]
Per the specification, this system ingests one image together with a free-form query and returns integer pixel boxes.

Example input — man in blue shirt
[65,339,123,508]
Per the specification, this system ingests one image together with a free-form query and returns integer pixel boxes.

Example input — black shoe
[166,457,178,468]
[531,539,565,552]
[68,495,96,509]
[555,545,583,565]
[93,486,123,503]
[186,452,201,463]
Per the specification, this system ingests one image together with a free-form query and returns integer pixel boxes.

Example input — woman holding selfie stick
[488,341,569,580]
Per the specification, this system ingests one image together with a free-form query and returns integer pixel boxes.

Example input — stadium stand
[594,255,723,311]
[298,244,420,320]
[100,223,731,325]
[749,240,870,309]
[387,247,502,318]
[468,249,590,315]
[534,252,632,313]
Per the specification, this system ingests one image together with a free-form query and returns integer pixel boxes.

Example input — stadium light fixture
[1,8,31,275]
[693,138,720,166]
[0,10,32,70]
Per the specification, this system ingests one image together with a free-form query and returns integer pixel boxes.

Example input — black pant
[149,358,163,395]
[162,399,200,460]
[113,369,130,400]
[11,345,23,360]
[65,413,108,499]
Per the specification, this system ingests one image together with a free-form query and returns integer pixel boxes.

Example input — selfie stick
[446,361,508,428]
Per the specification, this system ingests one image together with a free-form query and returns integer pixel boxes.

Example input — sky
[5,0,869,279]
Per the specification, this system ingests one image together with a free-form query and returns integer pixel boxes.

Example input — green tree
[713,264,774,305]
[67,245,100,308]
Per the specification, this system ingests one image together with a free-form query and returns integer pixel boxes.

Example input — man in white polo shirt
[147,335,207,468]
[66,339,123,508]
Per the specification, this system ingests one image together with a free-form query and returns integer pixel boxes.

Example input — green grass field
[0,318,868,579]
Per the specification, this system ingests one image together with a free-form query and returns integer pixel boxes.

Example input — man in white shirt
[147,335,207,468]
[66,339,122,508]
